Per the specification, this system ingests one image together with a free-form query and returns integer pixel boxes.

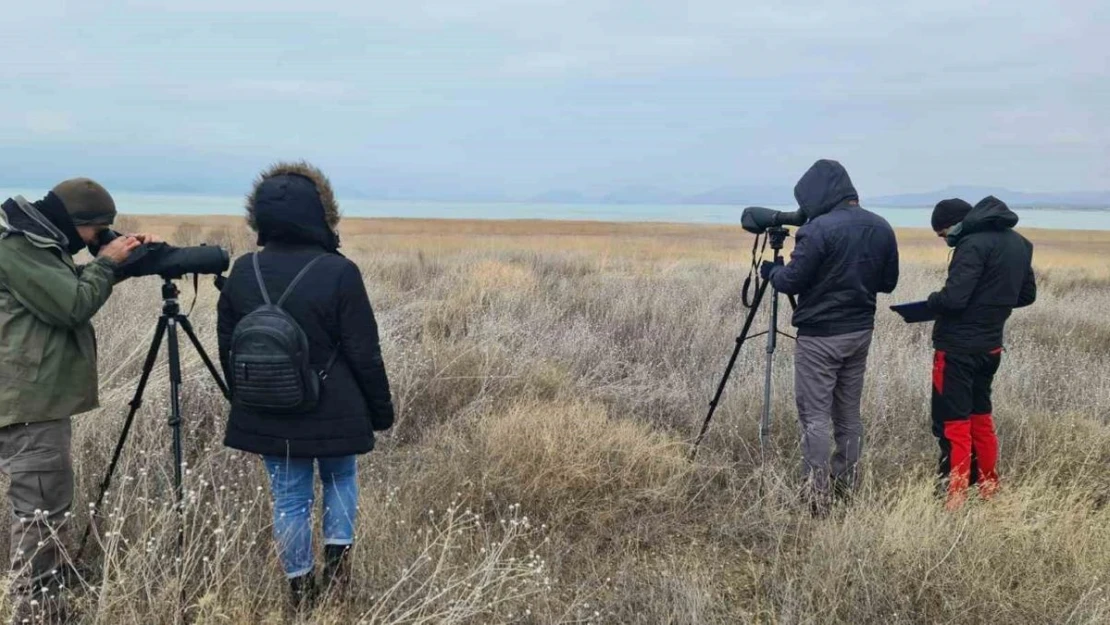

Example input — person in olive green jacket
[0,179,148,620]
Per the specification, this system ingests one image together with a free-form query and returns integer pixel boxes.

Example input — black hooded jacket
[767,160,900,336]
[217,166,394,458]
[927,196,1036,353]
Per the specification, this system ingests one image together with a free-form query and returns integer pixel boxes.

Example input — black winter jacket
[928,196,1036,353]
[217,168,393,458]
[767,160,900,337]
[218,244,394,457]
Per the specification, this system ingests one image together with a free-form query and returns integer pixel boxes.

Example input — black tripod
[691,227,796,461]
[78,278,230,559]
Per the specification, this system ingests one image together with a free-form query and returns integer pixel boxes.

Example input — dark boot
[322,545,352,593]
[289,570,318,612]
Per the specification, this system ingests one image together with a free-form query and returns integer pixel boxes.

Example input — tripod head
[162,279,181,316]
[161,279,180,300]
[766,226,790,252]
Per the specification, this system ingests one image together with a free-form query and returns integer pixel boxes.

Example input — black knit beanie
[931,198,973,232]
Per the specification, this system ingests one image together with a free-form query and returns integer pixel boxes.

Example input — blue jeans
[262,455,359,578]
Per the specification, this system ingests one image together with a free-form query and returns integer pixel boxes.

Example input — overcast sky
[1,0,1106,198]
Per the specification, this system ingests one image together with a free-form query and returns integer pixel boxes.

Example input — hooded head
[246,161,341,251]
[793,159,859,220]
[931,198,973,233]
[944,196,1019,247]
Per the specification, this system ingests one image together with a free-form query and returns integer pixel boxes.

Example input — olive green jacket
[0,196,118,427]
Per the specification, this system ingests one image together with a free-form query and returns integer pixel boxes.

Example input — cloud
[498,35,731,78]
[0,0,1106,195]
[23,111,74,135]
[234,80,351,98]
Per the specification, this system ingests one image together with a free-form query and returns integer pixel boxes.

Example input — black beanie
[931,198,973,232]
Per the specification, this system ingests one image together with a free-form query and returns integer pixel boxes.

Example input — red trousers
[932,349,1003,504]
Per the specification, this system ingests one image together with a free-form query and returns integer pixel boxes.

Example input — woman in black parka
[217,161,394,606]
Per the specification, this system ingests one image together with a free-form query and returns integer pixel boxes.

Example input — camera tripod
[690,226,797,461]
[78,278,229,559]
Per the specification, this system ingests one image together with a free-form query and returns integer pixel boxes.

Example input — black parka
[217,164,393,457]
[928,196,1036,353]
[767,160,900,336]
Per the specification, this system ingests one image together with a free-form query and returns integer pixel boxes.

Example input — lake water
[5,190,1109,230]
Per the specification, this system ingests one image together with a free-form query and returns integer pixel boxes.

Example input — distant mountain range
[5,159,1107,210]
[869,186,1110,209]
[528,185,1110,209]
[530,185,796,206]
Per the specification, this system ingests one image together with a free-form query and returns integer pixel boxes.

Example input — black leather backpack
[229,253,338,414]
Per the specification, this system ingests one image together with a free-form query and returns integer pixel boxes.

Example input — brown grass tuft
[419,401,691,533]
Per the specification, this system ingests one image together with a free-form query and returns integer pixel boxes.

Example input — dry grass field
[5,214,1110,624]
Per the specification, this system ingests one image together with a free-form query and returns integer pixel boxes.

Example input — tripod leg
[760,287,781,459]
[164,319,191,616]
[759,246,793,460]
[178,315,230,399]
[166,319,185,516]
[690,278,771,460]
[77,316,168,561]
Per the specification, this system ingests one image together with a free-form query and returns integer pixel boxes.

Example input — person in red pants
[927,197,1036,510]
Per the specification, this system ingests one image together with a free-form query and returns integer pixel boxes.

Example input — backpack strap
[319,346,342,381]
[251,252,272,306]
[277,255,328,307]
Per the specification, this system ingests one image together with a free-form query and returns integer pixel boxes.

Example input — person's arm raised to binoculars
[762,227,825,296]
[0,234,140,329]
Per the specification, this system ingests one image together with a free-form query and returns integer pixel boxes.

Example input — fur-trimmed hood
[246,161,341,251]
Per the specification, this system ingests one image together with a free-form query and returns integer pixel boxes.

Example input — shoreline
[116,214,1110,270]
[3,188,1106,213]
[119,212,1110,237]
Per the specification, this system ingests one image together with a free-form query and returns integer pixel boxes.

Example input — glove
[760,258,783,281]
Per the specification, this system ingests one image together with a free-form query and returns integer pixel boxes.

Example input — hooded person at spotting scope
[760,160,900,516]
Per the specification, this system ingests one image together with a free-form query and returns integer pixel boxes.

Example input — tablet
[890,300,937,324]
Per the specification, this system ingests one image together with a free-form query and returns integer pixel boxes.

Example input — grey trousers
[0,419,74,596]
[794,329,873,501]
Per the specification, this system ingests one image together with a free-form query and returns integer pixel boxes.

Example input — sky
[1,0,1107,199]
